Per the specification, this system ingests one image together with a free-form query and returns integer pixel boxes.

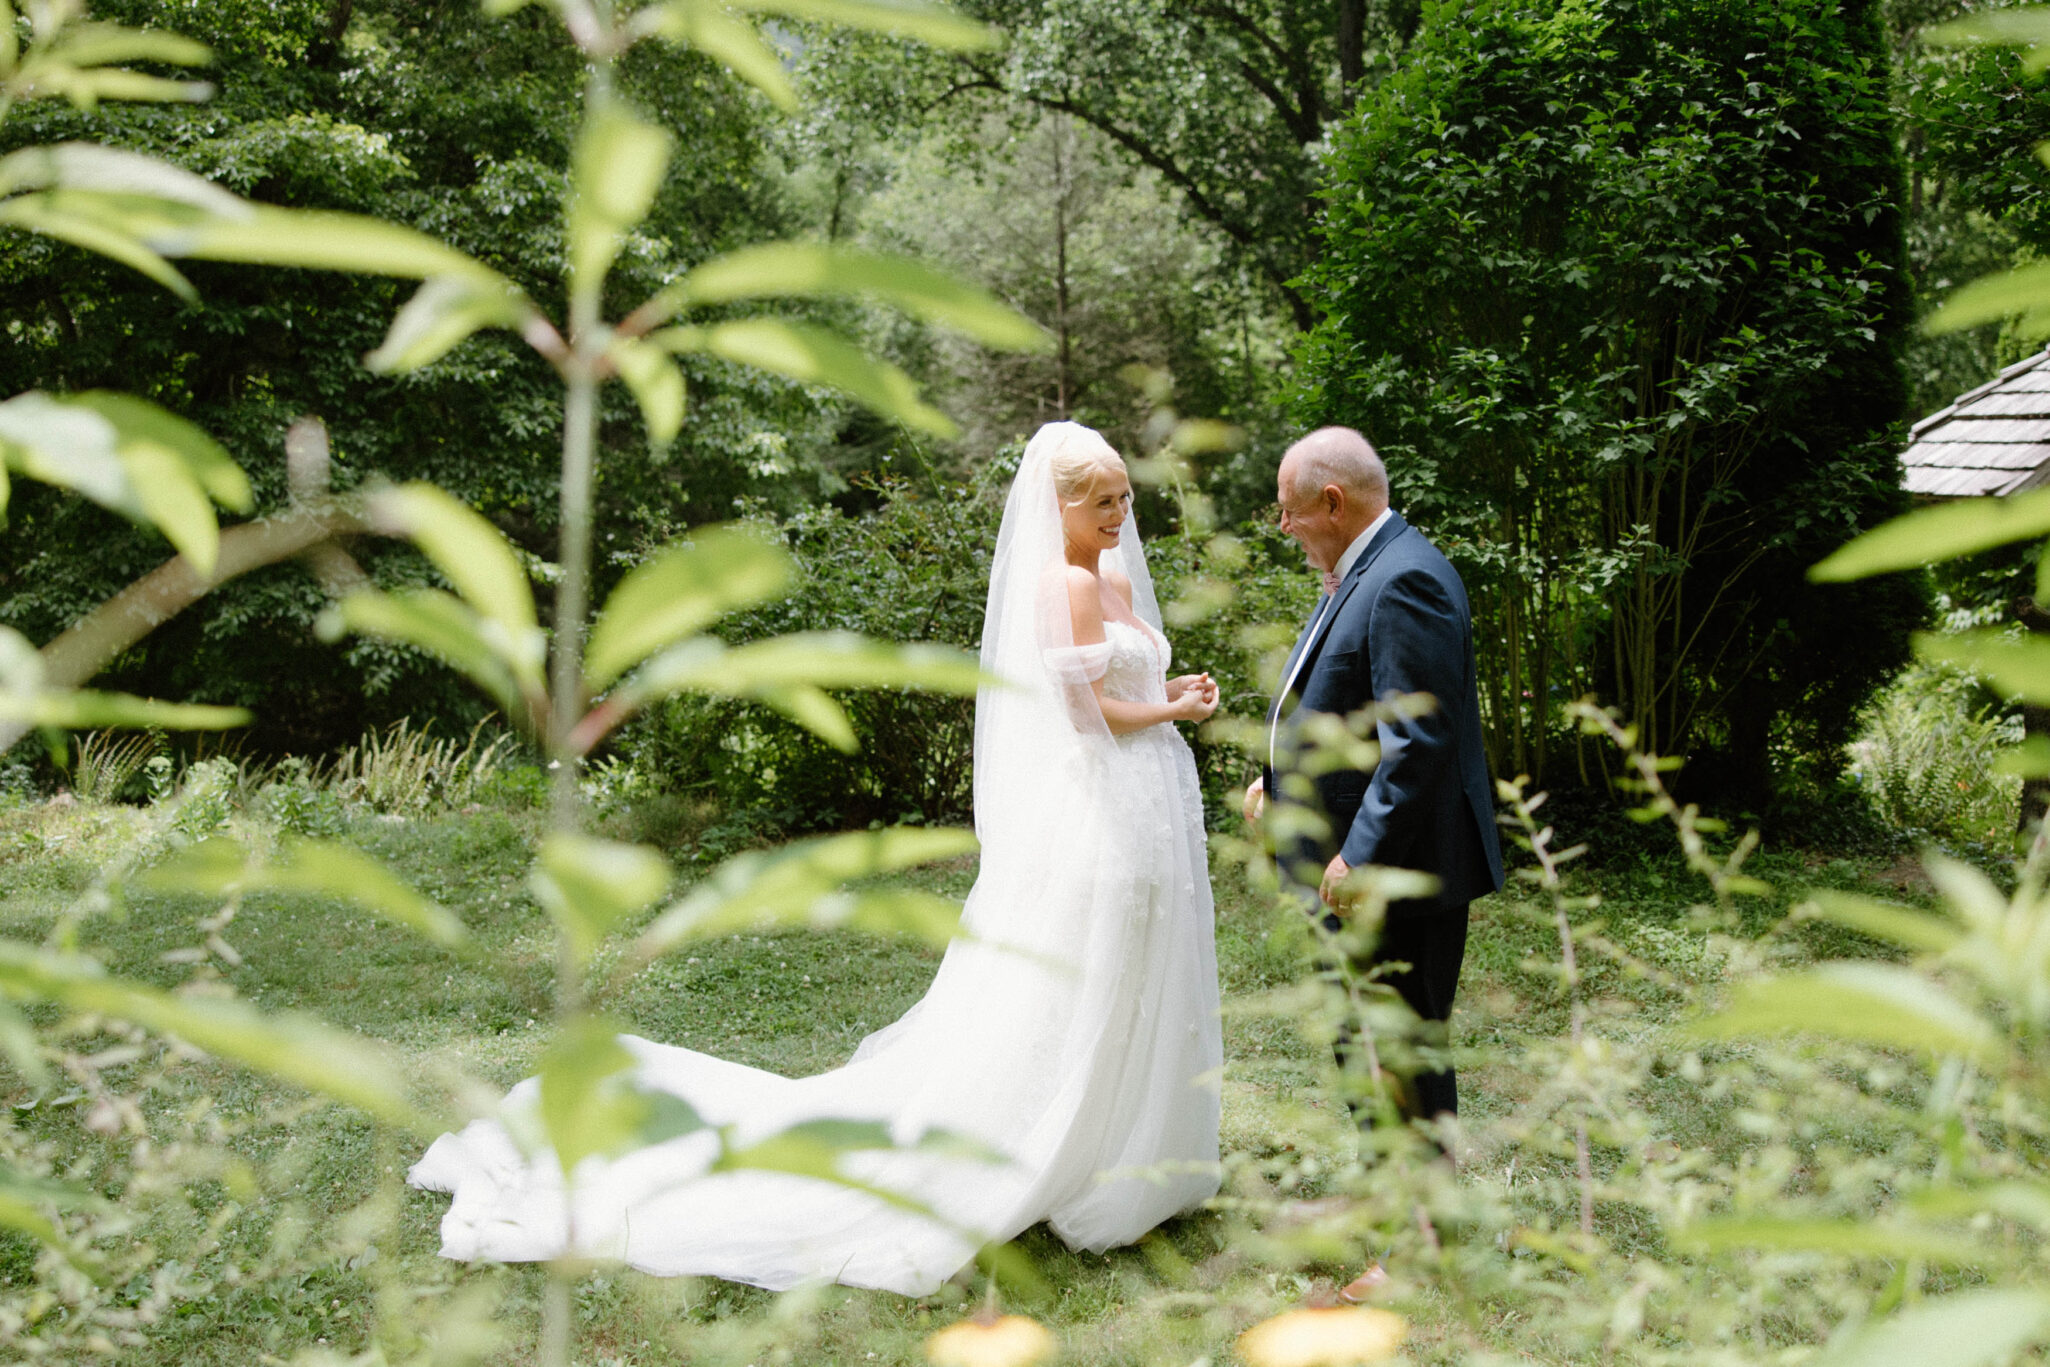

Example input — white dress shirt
[1331,507,1393,585]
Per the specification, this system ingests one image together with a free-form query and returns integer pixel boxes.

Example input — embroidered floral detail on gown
[408,616,1222,1296]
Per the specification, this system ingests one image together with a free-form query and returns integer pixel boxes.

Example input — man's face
[1277,456,1349,573]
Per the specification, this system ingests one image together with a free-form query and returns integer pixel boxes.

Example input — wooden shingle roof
[1902,349,2050,498]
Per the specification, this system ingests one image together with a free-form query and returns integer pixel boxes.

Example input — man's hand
[1320,853,1353,910]
[1242,776,1266,824]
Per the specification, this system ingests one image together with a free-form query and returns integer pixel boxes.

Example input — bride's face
[1061,464,1133,553]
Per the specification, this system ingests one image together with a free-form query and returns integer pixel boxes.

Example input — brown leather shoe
[1337,1261,1390,1304]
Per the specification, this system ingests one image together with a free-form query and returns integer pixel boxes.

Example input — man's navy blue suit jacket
[1264,511,1505,912]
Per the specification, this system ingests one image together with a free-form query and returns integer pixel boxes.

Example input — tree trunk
[1389,0,1424,46]
[827,164,849,241]
[2,506,370,754]
[1337,0,1365,102]
[310,0,355,66]
[1052,114,1074,416]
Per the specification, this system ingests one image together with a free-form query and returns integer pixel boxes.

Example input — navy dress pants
[1333,902,1469,1122]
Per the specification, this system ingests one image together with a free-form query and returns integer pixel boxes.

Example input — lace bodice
[1100,619,1168,704]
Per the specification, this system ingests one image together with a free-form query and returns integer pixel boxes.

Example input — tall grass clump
[1847,658,2021,842]
[327,720,513,816]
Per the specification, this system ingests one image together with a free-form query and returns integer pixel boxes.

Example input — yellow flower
[924,1313,1057,1367]
[1236,1306,1408,1367]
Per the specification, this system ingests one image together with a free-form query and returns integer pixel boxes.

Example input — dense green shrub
[1149,521,1323,825]
[1296,0,1925,801]
[255,758,349,838]
[613,469,998,836]
[168,757,240,839]
[614,466,1318,836]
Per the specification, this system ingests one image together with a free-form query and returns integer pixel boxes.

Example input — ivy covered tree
[1296,0,1927,801]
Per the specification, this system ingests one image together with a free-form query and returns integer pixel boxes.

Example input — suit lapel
[1287,512,1409,691]
[1266,513,1409,776]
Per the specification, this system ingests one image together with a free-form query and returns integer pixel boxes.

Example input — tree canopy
[798,0,1428,331]
[17,0,2042,801]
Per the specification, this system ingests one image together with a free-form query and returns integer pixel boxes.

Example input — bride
[409,421,1224,1296]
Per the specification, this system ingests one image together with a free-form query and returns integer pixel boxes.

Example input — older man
[1247,426,1503,1134]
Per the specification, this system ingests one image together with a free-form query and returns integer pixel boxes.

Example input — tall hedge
[1295,0,1927,799]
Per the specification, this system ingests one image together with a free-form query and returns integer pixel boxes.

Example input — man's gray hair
[1286,426,1388,503]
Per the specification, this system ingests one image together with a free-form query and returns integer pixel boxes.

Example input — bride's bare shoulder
[1102,565,1134,612]
[1062,564,1107,642]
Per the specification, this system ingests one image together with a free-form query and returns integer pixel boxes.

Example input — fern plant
[1848,660,2022,842]
[66,730,156,805]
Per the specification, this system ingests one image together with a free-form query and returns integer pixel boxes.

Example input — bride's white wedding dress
[409,423,1222,1296]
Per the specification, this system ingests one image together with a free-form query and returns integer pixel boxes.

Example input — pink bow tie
[1321,571,1341,595]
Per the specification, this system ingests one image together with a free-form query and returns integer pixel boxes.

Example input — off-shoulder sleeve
[1042,641,1113,687]
[1042,642,1113,734]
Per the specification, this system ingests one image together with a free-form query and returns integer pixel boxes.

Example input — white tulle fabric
[408,421,1221,1296]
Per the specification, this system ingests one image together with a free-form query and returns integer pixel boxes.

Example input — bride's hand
[1168,674,1218,722]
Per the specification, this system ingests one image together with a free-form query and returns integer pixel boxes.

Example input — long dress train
[410,603,1221,1295]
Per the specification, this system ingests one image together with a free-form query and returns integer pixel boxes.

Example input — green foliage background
[1296,0,1927,802]
[0,0,859,755]
[28,0,2044,816]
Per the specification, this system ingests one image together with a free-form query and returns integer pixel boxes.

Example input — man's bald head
[1280,426,1388,512]
[1276,426,1389,573]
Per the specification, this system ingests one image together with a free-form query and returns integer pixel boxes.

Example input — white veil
[972,421,1163,847]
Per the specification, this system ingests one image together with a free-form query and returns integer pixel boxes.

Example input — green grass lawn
[0,796,1943,1365]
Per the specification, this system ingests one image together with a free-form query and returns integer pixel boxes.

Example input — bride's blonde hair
[1048,427,1125,505]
